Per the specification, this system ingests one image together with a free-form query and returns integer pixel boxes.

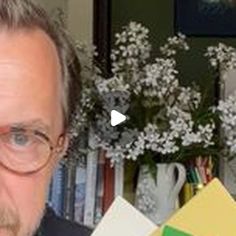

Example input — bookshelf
[47,145,126,228]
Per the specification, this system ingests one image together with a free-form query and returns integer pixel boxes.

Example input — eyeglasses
[0,125,65,174]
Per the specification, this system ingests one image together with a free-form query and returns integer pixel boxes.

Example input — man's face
[0,29,65,236]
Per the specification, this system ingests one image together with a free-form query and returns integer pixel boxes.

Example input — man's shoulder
[39,207,93,236]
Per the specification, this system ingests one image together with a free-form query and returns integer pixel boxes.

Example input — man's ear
[57,134,70,161]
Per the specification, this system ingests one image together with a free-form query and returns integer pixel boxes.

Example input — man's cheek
[11,157,55,235]
[16,179,48,236]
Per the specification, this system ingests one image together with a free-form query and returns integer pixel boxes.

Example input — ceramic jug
[135,163,186,225]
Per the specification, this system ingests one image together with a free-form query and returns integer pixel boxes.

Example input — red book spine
[102,157,115,213]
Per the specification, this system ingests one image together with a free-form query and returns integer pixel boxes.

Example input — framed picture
[175,0,236,37]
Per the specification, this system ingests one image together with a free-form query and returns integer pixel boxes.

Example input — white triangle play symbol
[111,110,126,126]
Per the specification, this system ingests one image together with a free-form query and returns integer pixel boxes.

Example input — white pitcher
[135,163,186,225]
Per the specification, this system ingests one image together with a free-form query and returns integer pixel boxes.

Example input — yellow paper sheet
[150,178,236,236]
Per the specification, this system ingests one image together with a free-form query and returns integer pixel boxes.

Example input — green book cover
[162,226,193,236]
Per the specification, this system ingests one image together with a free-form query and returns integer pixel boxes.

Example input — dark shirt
[35,207,93,236]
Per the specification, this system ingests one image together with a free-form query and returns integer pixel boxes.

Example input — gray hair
[0,0,80,130]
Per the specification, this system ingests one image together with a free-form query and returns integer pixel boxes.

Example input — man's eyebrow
[11,120,50,133]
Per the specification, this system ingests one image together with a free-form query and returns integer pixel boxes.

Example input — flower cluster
[205,43,236,72]
[104,117,215,165]
[217,91,236,157]
[205,42,236,160]
[111,22,151,74]
[75,21,236,166]
[139,58,179,98]
[160,33,189,57]
[75,22,218,165]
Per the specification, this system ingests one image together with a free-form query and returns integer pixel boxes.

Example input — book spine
[83,129,98,227]
[94,149,106,225]
[103,158,115,213]
[62,161,77,221]
[114,160,124,197]
[74,164,87,223]
[49,163,64,217]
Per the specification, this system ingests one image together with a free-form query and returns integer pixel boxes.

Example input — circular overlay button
[94,90,138,146]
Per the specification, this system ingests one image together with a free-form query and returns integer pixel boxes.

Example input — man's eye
[10,132,31,147]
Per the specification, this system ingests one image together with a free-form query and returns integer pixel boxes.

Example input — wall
[36,0,93,44]
[67,0,93,44]
[38,0,67,14]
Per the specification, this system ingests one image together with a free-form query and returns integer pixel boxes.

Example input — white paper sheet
[92,196,157,236]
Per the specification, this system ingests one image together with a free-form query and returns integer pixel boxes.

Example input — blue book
[48,162,65,216]
[74,164,87,223]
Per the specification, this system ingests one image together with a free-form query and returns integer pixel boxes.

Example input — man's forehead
[0,29,61,89]
[0,28,60,67]
[0,29,64,134]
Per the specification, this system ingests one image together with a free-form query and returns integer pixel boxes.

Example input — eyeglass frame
[0,124,65,175]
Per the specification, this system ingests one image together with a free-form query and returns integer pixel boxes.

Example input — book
[114,159,124,197]
[93,178,236,236]
[83,129,99,227]
[74,163,87,223]
[47,162,65,217]
[94,149,106,225]
[102,158,115,213]
[162,226,192,236]
[150,178,236,236]
[91,196,157,236]
[62,161,77,220]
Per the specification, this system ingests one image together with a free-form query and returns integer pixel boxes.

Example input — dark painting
[175,0,236,36]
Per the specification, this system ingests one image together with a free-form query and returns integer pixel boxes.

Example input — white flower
[76,22,219,165]
[139,58,179,99]
[217,91,236,156]
[111,22,151,75]
[205,43,236,71]
[167,105,192,121]
[177,87,201,108]
[160,33,189,57]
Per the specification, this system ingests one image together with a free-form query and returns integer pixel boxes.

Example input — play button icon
[94,90,131,144]
[111,110,126,126]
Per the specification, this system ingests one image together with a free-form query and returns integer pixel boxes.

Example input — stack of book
[47,136,216,229]
[47,144,125,228]
[179,156,214,206]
